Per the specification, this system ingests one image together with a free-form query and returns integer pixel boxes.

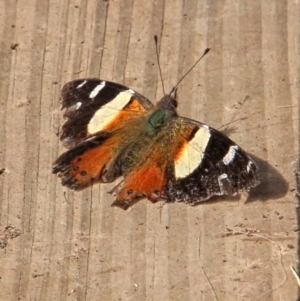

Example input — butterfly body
[53,79,259,209]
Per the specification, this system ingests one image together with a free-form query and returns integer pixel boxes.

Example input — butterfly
[52,76,259,209]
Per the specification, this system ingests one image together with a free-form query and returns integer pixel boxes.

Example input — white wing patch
[175,127,211,179]
[218,173,228,193]
[247,160,253,172]
[223,145,239,165]
[66,101,82,113]
[88,90,133,134]
[89,82,105,98]
[76,80,87,89]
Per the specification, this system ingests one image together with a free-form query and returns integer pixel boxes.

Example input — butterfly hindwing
[53,134,112,189]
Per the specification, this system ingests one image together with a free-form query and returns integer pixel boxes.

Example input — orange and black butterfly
[53,76,259,209]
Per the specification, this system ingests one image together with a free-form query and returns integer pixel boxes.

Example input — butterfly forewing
[59,79,153,148]
[165,118,259,204]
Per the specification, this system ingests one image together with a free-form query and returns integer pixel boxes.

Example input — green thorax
[146,107,174,137]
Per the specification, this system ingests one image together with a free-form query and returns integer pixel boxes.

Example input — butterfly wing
[54,79,258,207]
[59,79,154,148]
[53,79,154,189]
[165,117,259,204]
[111,117,259,209]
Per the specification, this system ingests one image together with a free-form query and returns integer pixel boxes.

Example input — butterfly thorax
[145,89,178,136]
[146,107,177,137]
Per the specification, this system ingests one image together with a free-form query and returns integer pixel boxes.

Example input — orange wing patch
[54,135,124,190]
[103,97,148,131]
[112,160,168,209]
[65,144,113,187]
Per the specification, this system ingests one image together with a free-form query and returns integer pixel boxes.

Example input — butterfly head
[157,87,178,110]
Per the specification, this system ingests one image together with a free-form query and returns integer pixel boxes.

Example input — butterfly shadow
[245,154,289,203]
[218,128,289,203]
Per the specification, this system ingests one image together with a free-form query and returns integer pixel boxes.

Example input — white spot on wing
[218,173,228,181]
[223,145,239,165]
[76,80,87,89]
[247,160,253,172]
[175,127,211,178]
[89,82,105,98]
[128,89,135,94]
[88,90,133,134]
[67,101,82,112]
[218,173,228,193]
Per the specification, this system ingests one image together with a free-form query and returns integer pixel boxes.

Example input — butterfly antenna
[154,35,166,96]
[173,47,211,90]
